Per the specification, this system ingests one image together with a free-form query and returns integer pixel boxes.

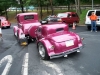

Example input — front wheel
[38,42,50,60]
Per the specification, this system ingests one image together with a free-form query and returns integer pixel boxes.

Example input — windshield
[87,11,94,16]
[57,13,68,18]
[0,17,6,21]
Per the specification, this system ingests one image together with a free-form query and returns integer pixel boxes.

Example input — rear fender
[17,28,28,46]
[75,33,83,47]
[38,39,55,56]
[13,26,18,36]
[17,28,25,39]
[28,25,38,38]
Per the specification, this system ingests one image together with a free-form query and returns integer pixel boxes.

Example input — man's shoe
[91,30,93,32]
[95,31,97,32]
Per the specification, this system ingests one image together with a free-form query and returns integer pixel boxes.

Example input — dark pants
[91,21,97,31]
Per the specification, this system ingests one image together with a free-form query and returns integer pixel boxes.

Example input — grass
[79,9,88,25]
[3,9,88,25]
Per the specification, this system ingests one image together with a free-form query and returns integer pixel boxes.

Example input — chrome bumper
[50,46,83,59]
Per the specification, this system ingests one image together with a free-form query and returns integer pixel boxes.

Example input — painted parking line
[22,53,29,75]
[0,55,13,75]
[42,61,63,75]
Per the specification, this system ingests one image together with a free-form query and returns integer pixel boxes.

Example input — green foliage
[79,10,88,24]
[0,0,18,15]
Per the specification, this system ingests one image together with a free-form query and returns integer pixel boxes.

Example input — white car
[85,10,100,30]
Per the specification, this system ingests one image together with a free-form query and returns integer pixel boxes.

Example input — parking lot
[0,24,100,75]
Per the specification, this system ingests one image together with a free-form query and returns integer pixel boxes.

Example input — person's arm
[96,15,98,20]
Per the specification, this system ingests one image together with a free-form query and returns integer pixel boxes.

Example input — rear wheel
[38,42,50,60]
[7,26,10,28]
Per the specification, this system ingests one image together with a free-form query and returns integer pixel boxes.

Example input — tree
[49,0,54,15]
[75,0,81,15]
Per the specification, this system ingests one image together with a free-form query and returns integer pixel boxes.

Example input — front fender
[38,39,55,56]
[13,26,18,36]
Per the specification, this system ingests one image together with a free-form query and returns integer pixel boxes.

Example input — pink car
[0,16,11,28]
[13,13,41,45]
[35,22,83,60]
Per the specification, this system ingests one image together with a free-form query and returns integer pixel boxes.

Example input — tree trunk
[20,0,24,13]
[68,3,70,11]
[16,7,17,15]
[40,0,43,19]
[46,4,49,14]
[78,0,81,15]
[49,0,54,15]
[75,0,78,13]
[5,7,8,20]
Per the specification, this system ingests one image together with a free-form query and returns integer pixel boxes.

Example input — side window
[72,14,78,17]
[87,11,94,16]
[57,13,67,18]
[96,11,100,16]
[67,14,70,18]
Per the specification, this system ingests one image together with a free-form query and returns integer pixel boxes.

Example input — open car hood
[48,32,76,42]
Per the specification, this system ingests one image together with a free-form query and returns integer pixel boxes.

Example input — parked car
[41,15,61,24]
[13,12,41,45]
[35,22,83,60]
[85,10,100,30]
[0,16,11,28]
[57,12,79,26]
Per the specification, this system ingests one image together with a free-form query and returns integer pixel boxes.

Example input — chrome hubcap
[39,45,45,58]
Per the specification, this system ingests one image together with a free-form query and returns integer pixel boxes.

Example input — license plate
[65,40,74,47]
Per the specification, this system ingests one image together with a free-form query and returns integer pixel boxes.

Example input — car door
[96,10,100,24]
[66,13,72,24]
[71,13,79,23]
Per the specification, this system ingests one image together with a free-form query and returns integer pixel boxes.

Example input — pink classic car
[0,16,11,28]
[35,22,83,60]
[13,13,41,45]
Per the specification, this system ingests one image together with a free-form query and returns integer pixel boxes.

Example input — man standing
[90,12,98,32]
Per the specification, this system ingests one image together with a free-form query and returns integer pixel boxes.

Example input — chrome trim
[50,46,82,59]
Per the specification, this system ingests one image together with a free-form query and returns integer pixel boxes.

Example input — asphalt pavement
[0,24,100,75]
